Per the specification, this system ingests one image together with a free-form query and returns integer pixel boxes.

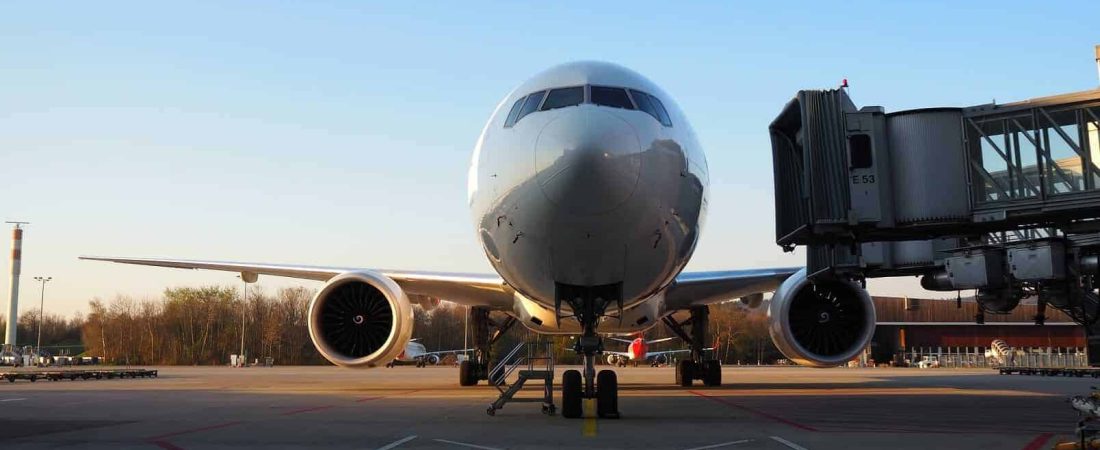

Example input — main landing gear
[663,306,722,387]
[459,308,516,387]
[558,283,621,419]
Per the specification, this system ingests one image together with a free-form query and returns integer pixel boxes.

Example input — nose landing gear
[557,283,622,419]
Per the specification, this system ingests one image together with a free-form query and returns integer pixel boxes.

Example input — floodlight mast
[33,276,51,362]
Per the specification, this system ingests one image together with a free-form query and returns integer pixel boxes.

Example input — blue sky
[3,1,1100,315]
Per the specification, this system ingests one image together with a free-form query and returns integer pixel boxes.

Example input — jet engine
[307,271,414,368]
[606,355,621,365]
[767,268,876,368]
[426,354,441,365]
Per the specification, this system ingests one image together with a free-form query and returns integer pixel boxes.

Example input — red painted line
[690,390,818,432]
[356,389,421,403]
[1021,433,1054,450]
[281,405,334,416]
[150,440,185,450]
[146,421,243,441]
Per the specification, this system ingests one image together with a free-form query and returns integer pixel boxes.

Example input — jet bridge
[769,85,1100,364]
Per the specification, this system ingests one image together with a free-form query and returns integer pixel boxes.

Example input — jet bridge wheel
[596,370,619,419]
[561,369,583,419]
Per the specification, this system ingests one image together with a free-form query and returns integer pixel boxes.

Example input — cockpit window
[541,86,584,111]
[590,86,635,110]
[628,90,659,123]
[504,96,526,128]
[514,90,546,124]
[504,85,672,128]
[628,89,673,127]
[648,93,673,127]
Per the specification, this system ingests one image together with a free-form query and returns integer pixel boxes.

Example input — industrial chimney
[5,222,27,346]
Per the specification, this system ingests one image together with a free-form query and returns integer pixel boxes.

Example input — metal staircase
[486,340,555,416]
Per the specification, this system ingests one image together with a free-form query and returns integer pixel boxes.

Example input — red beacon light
[841,78,849,89]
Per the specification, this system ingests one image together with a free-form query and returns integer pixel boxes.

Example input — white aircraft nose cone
[535,108,642,216]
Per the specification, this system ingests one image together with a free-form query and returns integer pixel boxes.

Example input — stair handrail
[489,342,527,388]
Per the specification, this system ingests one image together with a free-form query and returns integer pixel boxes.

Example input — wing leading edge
[79,256,514,309]
[664,267,801,310]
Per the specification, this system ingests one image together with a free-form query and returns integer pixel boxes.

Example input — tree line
[1,285,782,365]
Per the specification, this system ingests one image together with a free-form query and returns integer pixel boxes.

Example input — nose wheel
[561,334,619,419]
[561,368,620,419]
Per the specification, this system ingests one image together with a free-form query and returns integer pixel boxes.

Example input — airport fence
[902,346,1088,368]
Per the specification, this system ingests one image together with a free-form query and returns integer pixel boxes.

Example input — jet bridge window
[590,86,635,110]
[629,89,672,127]
[848,134,873,169]
[541,86,584,111]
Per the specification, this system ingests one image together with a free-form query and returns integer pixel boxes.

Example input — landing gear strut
[557,283,621,419]
[459,308,515,386]
[663,306,722,387]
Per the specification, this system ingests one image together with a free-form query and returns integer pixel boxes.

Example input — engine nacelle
[606,354,620,365]
[307,271,414,368]
[767,268,875,368]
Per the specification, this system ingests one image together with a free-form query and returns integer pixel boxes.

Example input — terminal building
[870,296,1084,366]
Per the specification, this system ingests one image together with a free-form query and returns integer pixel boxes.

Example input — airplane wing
[421,348,475,356]
[606,337,635,345]
[663,267,800,309]
[604,350,631,358]
[645,349,692,357]
[644,337,677,345]
[79,256,514,309]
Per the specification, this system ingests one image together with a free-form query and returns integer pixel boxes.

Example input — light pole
[236,275,247,367]
[33,276,51,363]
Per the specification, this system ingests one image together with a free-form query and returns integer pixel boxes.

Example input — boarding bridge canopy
[771,88,1100,251]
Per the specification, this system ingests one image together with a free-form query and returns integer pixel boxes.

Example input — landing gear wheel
[702,360,722,387]
[561,369,583,419]
[459,360,478,386]
[596,370,619,419]
[676,360,695,387]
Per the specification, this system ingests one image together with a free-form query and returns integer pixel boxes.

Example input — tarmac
[0,364,1089,449]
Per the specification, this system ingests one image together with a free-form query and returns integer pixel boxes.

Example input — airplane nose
[535,108,642,216]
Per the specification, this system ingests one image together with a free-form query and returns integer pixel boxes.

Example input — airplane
[385,339,472,368]
[83,61,877,420]
[604,334,688,367]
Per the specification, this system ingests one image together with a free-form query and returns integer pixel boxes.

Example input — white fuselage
[394,341,429,362]
[468,62,709,334]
